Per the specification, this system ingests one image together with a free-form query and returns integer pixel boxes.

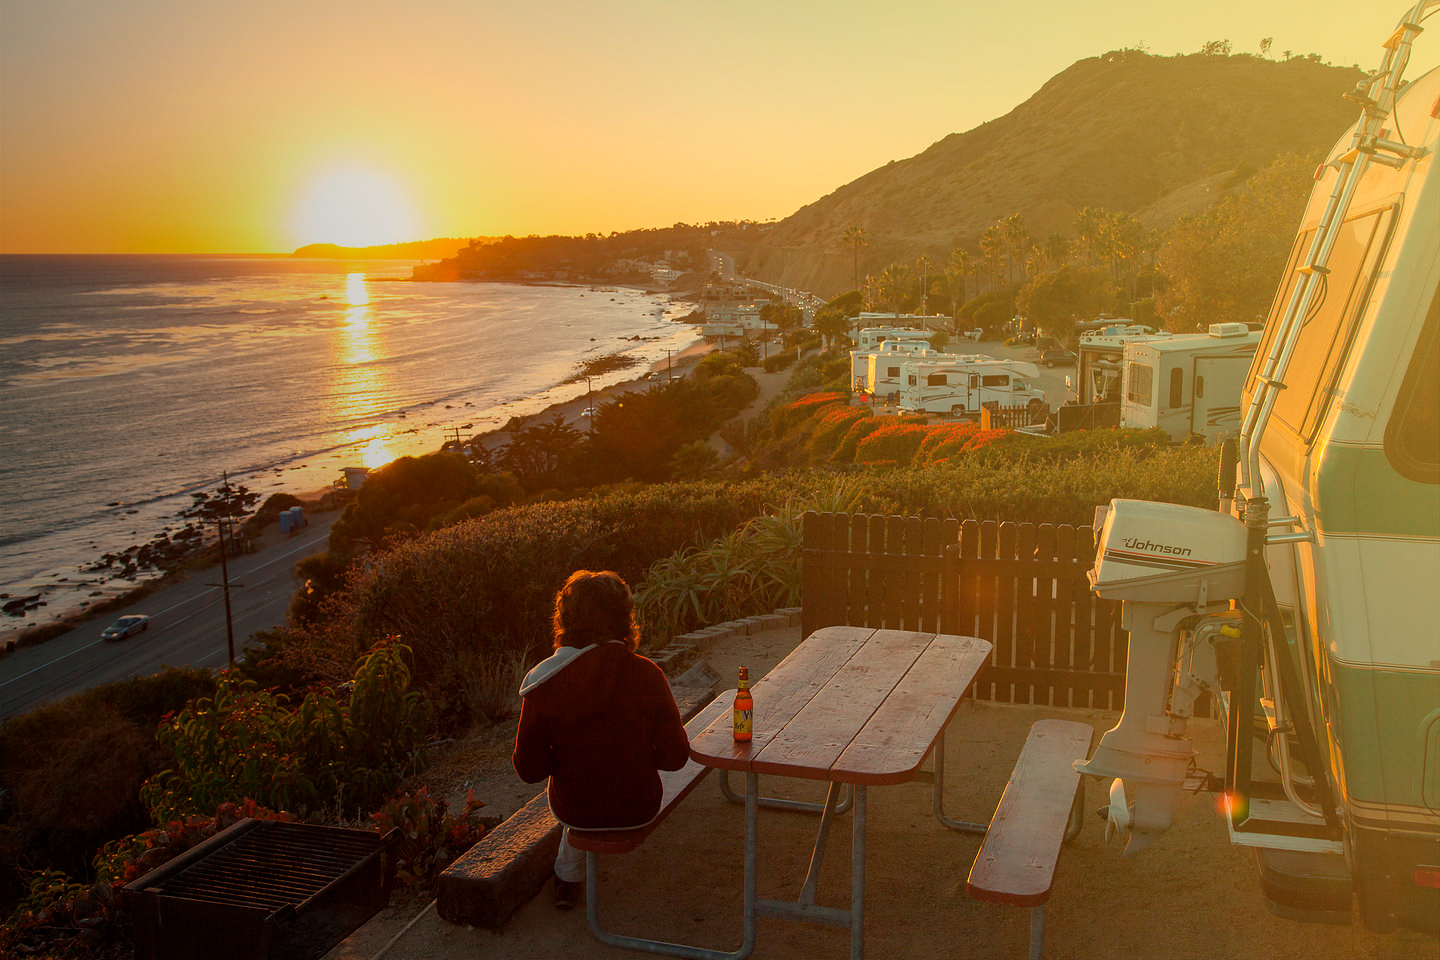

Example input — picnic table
[688,625,992,959]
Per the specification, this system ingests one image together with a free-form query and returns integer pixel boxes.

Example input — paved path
[0,513,336,720]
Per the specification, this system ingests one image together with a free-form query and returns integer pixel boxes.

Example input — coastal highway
[0,516,335,721]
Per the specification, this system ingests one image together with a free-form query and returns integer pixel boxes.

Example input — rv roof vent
[1208,322,1250,338]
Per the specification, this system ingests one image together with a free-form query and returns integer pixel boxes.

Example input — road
[0,515,337,721]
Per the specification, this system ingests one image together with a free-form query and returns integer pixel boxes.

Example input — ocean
[0,255,699,636]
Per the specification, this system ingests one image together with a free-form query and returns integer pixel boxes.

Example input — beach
[0,257,704,643]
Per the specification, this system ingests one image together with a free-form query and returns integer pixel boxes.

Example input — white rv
[1080,7,1439,936]
[849,336,931,392]
[1075,325,1171,405]
[1119,323,1262,441]
[896,356,1044,417]
[860,340,951,396]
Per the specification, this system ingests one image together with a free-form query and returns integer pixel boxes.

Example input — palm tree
[1001,213,1030,287]
[877,263,911,315]
[979,226,1005,294]
[842,225,869,295]
[915,254,933,316]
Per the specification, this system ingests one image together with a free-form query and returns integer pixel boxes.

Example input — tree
[915,254,933,315]
[671,441,721,480]
[1259,36,1273,58]
[1015,264,1116,344]
[1156,153,1316,330]
[182,474,262,664]
[876,262,912,314]
[928,331,950,354]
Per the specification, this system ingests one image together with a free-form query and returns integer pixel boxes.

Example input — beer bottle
[733,666,753,741]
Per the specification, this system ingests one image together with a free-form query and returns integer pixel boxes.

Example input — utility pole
[186,471,256,667]
[586,376,595,433]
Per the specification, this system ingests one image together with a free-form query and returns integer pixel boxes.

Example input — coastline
[0,324,713,651]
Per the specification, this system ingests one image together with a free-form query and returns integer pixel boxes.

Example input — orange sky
[0,0,1425,254]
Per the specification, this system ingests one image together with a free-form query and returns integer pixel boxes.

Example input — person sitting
[512,569,690,909]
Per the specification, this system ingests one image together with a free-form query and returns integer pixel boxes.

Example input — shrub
[853,423,931,465]
[768,391,848,433]
[140,642,431,821]
[807,406,873,460]
[277,481,779,729]
[763,348,797,372]
[832,416,887,463]
[368,787,497,891]
[330,452,480,552]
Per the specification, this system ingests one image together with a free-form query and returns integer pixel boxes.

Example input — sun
[290,166,421,248]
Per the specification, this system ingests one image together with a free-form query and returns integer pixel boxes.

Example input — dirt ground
[327,625,1438,960]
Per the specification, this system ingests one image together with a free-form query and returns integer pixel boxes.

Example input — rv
[1075,325,1171,405]
[1080,6,1439,936]
[859,340,953,396]
[850,336,932,392]
[896,356,1044,417]
[1119,323,1262,441]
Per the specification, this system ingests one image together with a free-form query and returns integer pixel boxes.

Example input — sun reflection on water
[331,272,396,471]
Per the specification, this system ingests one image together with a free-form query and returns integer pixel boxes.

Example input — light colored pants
[555,826,585,883]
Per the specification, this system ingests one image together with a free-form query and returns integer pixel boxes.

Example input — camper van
[1119,323,1261,441]
[1075,326,1171,405]
[896,356,1044,417]
[1080,6,1439,936]
[850,337,933,393]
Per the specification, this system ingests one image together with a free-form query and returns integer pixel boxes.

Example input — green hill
[741,51,1363,296]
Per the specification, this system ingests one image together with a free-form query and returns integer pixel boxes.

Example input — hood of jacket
[518,640,628,713]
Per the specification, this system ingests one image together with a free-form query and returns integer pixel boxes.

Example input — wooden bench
[966,719,1093,960]
[566,691,750,959]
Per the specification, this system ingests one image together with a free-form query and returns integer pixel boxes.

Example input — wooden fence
[979,400,1047,430]
[801,511,1128,709]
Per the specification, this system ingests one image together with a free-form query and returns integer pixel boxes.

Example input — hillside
[742,52,1363,296]
[291,237,481,260]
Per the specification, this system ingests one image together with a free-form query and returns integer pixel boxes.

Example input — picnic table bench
[966,718,1093,960]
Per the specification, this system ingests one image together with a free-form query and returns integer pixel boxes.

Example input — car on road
[1040,348,1077,367]
[101,614,149,641]
[580,406,597,418]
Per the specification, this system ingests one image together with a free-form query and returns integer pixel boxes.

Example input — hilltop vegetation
[745,50,1362,295]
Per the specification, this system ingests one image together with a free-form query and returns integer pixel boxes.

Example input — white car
[580,407,597,418]
[101,614,149,641]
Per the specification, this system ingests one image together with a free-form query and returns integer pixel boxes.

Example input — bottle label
[733,706,752,739]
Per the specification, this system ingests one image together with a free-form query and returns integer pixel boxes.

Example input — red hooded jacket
[513,641,690,829]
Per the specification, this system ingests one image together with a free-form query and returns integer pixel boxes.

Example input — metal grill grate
[125,818,395,960]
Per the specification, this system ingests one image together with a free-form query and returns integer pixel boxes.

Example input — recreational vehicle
[860,340,953,396]
[1079,5,1439,936]
[849,336,932,392]
[1119,323,1262,441]
[896,356,1044,417]
[1075,325,1171,405]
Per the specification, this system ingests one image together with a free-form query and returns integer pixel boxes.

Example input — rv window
[1266,206,1396,440]
[1195,375,1205,399]
[1168,368,1184,409]
[886,366,900,377]
[981,375,1009,388]
[908,375,917,386]
[926,373,947,386]
[1384,285,1440,484]
[1127,363,1153,405]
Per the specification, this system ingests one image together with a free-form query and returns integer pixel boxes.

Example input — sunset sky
[0,0,1425,254]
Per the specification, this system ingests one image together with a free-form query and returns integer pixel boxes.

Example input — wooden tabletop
[689,625,992,786]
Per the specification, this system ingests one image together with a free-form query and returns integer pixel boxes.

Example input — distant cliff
[291,238,482,260]
[741,52,1364,296]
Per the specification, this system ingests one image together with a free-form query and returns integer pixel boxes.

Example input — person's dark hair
[552,569,640,651]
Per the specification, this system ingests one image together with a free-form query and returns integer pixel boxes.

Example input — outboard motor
[1076,499,1247,854]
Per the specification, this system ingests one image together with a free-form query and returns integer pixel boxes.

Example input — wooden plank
[868,514,889,628]
[1031,523,1056,706]
[919,518,941,633]
[991,521,1014,704]
[801,511,824,639]
[848,513,870,627]
[749,628,933,780]
[1072,526,1097,708]
[568,693,734,854]
[834,635,992,784]
[966,719,1094,907]
[882,516,905,629]
[1015,523,1038,705]
[689,626,872,771]
[901,516,923,631]
[1053,524,1077,707]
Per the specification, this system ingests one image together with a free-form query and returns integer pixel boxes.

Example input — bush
[853,423,931,465]
[832,416,887,463]
[763,348,798,372]
[807,406,873,460]
[330,452,480,552]
[140,643,432,821]
[277,481,781,729]
[369,787,497,891]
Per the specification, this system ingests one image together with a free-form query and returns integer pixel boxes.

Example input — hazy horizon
[1,0,1426,255]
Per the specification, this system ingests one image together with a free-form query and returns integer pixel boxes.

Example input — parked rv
[896,356,1045,418]
[859,339,951,396]
[1118,323,1261,441]
[849,335,931,392]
